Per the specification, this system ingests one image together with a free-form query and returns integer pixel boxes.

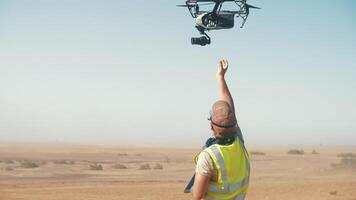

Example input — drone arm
[239,15,248,28]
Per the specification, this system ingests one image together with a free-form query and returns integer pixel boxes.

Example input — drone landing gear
[191,26,211,46]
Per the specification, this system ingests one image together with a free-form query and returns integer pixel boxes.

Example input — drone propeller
[176,4,194,7]
[176,2,214,7]
[198,2,216,6]
[245,3,261,10]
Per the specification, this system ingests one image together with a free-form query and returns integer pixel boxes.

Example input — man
[192,59,250,200]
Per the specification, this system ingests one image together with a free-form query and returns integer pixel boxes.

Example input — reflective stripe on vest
[206,138,250,198]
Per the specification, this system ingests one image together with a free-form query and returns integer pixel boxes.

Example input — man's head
[209,100,237,138]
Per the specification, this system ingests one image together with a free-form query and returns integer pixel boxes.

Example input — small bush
[53,160,67,164]
[2,159,14,164]
[329,191,337,195]
[331,157,356,169]
[288,149,304,155]
[117,153,128,156]
[112,163,128,169]
[153,163,163,170]
[20,160,39,168]
[89,163,103,170]
[340,157,356,168]
[337,153,356,158]
[4,166,14,171]
[139,163,151,170]
[53,160,75,165]
[311,150,319,154]
[250,151,266,156]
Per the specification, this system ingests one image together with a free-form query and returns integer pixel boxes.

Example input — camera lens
[191,36,210,46]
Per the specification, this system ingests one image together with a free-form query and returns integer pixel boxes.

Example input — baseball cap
[209,100,237,136]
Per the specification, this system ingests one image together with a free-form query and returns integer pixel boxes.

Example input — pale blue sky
[0,0,355,146]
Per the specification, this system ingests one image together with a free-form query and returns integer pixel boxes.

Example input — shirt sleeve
[195,151,214,177]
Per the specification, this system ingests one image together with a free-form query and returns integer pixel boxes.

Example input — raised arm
[216,59,235,115]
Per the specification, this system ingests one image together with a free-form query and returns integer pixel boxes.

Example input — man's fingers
[218,59,229,73]
[222,59,228,70]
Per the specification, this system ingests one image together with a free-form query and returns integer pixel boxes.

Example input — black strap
[210,120,236,129]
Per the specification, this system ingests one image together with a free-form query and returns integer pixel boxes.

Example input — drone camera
[191,36,211,46]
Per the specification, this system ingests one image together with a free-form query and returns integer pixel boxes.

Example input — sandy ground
[0,143,355,200]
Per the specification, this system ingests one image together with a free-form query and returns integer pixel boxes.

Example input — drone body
[177,0,260,46]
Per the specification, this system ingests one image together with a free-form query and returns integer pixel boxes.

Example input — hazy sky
[0,0,355,146]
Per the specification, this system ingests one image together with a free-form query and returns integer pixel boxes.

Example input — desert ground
[0,143,355,200]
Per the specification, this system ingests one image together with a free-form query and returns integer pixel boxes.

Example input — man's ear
[210,124,214,131]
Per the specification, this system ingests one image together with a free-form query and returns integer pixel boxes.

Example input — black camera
[191,36,211,46]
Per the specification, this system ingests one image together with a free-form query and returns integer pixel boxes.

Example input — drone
[177,0,261,46]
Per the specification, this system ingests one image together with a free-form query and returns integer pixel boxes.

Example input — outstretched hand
[216,59,229,79]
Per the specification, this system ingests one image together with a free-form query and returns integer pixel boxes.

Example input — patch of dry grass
[339,157,356,168]
[288,149,304,155]
[337,152,356,158]
[153,163,163,170]
[164,156,170,163]
[139,163,151,170]
[20,160,39,168]
[112,163,128,169]
[250,151,266,156]
[311,150,319,154]
[53,160,75,165]
[4,166,14,171]
[89,163,103,170]
[331,153,356,169]
[1,159,14,164]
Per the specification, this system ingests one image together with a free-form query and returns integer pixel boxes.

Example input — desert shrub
[4,166,14,171]
[329,191,337,195]
[311,150,319,154]
[139,163,151,170]
[89,163,103,170]
[153,163,163,170]
[340,157,356,168]
[330,163,338,168]
[20,160,39,168]
[117,153,128,156]
[250,151,266,156]
[112,163,128,169]
[337,152,356,158]
[53,160,67,164]
[288,149,304,155]
[53,160,75,165]
[331,156,356,169]
[2,159,14,164]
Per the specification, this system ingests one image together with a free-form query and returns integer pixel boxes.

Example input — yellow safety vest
[197,137,250,200]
